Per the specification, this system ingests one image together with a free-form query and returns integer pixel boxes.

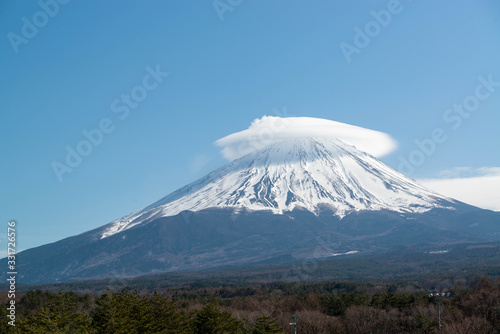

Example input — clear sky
[1,0,500,255]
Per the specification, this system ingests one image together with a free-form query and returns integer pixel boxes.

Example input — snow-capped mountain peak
[101,137,453,239]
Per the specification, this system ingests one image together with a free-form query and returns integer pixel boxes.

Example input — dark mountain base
[2,240,499,294]
[3,207,499,284]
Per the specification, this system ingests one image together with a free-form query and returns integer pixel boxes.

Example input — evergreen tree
[320,294,347,316]
[17,292,94,333]
[91,288,147,333]
[192,302,246,334]
[252,315,284,334]
[142,292,189,333]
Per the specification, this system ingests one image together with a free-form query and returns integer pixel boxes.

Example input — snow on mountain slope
[101,137,455,239]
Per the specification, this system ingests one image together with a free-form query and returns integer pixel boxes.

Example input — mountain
[101,137,453,238]
[3,137,500,283]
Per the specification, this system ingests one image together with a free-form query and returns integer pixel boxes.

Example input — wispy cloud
[215,116,398,160]
[418,167,500,211]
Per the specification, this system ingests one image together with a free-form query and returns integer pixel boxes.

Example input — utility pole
[289,314,301,334]
[429,292,450,333]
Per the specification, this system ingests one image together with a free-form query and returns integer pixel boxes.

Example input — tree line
[1,276,499,333]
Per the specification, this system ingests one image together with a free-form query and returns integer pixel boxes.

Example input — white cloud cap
[215,116,398,160]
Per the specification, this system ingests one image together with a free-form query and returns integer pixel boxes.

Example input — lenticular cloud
[215,116,398,160]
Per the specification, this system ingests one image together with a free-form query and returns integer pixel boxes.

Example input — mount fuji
[4,122,499,283]
[101,137,453,239]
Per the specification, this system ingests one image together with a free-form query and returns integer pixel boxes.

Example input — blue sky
[1,0,500,254]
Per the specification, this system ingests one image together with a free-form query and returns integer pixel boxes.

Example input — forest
[1,276,499,333]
